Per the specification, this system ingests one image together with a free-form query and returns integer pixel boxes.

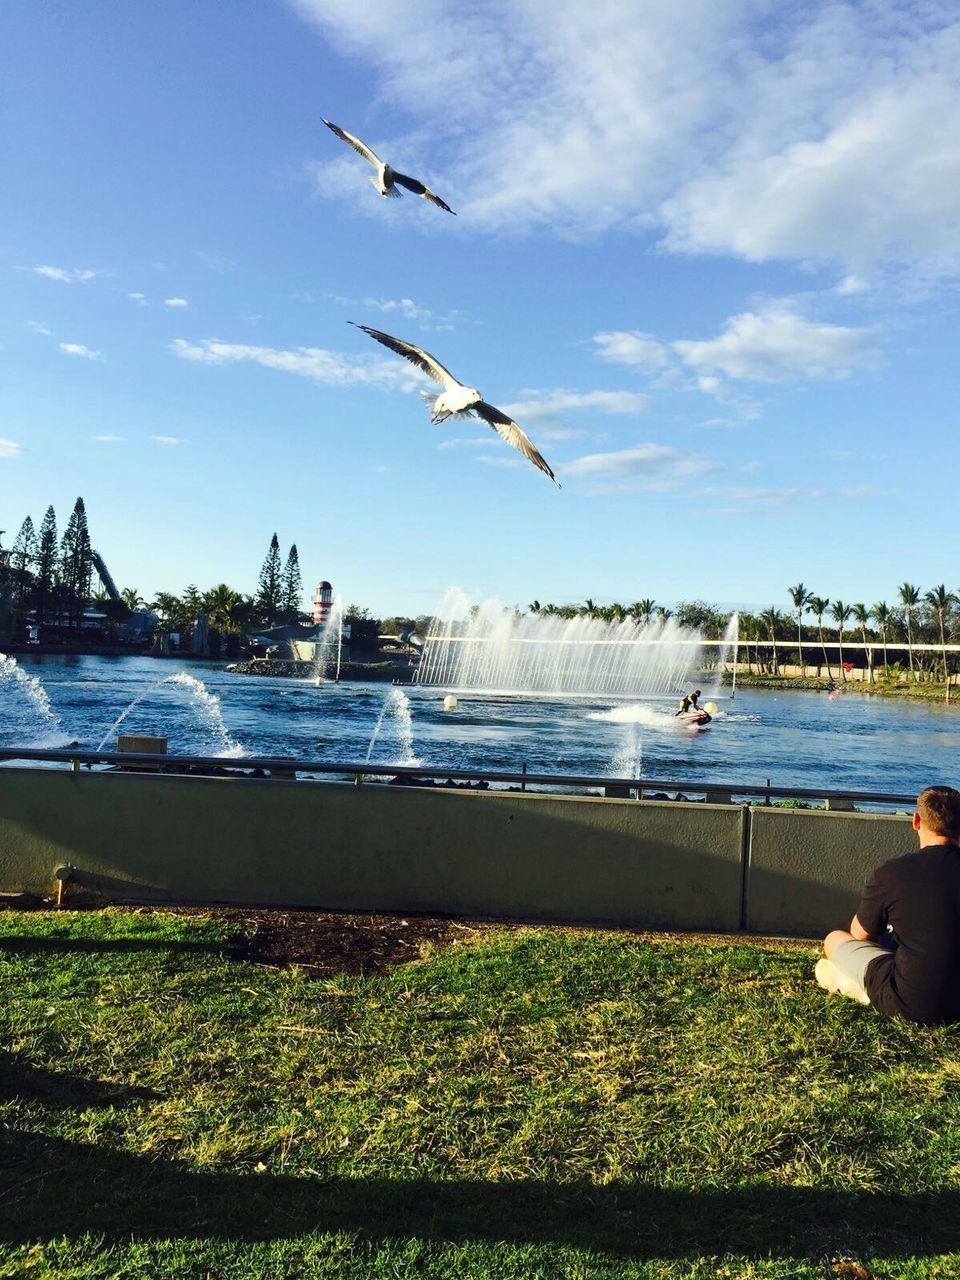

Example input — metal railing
[0,746,917,807]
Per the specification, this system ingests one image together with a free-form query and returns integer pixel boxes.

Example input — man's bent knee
[824,929,854,959]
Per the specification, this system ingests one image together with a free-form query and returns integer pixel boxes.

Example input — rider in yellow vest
[675,689,702,716]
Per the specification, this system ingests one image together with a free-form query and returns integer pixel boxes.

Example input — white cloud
[293,1,960,275]
[128,291,148,304]
[0,438,22,459]
[32,265,98,283]
[164,297,188,308]
[502,389,650,419]
[708,483,874,515]
[672,304,878,382]
[593,331,671,372]
[564,442,716,492]
[59,342,101,360]
[151,435,188,446]
[438,436,501,450]
[170,337,417,389]
[28,321,54,336]
[91,434,125,442]
[331,293,464,330]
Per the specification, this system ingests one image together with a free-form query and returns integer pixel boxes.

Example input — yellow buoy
[704,701,717,715]
[443,694,458,711]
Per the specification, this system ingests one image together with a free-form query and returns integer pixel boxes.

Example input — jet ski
[678,709,712,727]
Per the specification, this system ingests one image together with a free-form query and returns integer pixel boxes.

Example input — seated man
[816,785,960,1024]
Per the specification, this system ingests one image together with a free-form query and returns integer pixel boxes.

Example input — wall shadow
[1,1128,957,1258]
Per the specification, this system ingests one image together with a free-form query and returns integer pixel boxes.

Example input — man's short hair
[917,786,960,839]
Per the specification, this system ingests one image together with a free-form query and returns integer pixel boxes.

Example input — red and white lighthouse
[312,580,333,626]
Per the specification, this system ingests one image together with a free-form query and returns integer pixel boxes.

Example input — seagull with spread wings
[323,119,456,215]
[351,324,559,485]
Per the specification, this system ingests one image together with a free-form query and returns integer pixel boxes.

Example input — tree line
[527,583,960,684]
[5,510,307,638]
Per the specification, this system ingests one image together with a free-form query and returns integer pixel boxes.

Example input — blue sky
[3,0,959,619]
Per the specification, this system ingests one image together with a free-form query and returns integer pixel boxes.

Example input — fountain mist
[415,594,703,698]
[0,653,65,742]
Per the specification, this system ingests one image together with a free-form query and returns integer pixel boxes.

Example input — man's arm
[849,914,872,941]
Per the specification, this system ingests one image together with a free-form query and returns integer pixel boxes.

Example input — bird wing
[350,324,461,389]
[322,119,383,169]
[392,171,456,215]
[473,401,560,486]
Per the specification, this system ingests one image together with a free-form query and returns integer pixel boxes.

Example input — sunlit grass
[1,909,958,1278]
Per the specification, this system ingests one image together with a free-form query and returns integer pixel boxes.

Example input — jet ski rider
[675,689,702,716]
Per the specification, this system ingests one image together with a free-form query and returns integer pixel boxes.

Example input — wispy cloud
[151,435,188,446]
[564,442,717,493]
[90,434,125,443]
[164,297,188,308]
[593,332,671,373]
[707,483,875,515]
[170,337,417,389]
[331,293,464,331]
[0,438,22,459]
[437,436,501,450]
[28,321,54,336]
[31,265,99,283]
[502,389,650,419]
[128,291,148,304]
[293,1,960,276]
[594,303,878,388]
[59,342,101,360]
[672,305,879,383]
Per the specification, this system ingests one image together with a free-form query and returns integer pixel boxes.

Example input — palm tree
[852,603,872,684]
[830,600,852,681]
[924,585,957,700]
[121,587,144,612]
[580,598,597,618]
[654,606,673,622]
[898,583,921,682]
[870,601,891,676]
[608,602,626,624]
[787,583,812,675]
[631,598,656,627]
[150,592,181,625]
[202,584,245,633]
[528,599,541,614]
[760,607,783,675]
[808,596,831,678]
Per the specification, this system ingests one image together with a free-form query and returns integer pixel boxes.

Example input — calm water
[2,653,959,797]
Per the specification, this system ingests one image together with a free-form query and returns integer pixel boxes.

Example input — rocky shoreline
[227,658,410,682]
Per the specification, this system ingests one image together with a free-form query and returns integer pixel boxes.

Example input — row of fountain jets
[0,653,418,765]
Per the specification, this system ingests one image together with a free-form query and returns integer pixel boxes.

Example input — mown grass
[1,910,959,1278]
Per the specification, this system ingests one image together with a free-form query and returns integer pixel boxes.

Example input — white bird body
[351,323,559,485]
[323,119,455,214]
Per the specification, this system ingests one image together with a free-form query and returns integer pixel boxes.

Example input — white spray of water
[95,672,244,756]
[589,703,677,729]
[0,653,65,742]
[366,688,420,765]
[609,720,642,778]
[95,685,159,751]
[165,673,245,756]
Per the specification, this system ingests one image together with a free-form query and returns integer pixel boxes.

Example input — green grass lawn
[1,909,959,1279]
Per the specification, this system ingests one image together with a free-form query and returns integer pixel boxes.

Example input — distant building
[312,580,333,626]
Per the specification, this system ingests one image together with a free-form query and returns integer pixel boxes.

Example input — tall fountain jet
[415,594,704,698]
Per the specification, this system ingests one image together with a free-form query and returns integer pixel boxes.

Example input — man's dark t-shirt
[857,843,960,1024]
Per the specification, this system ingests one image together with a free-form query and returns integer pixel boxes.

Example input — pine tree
[59,498,93,628]
[282,544,302,622]
[10,516,37,604]
[256,533,283,625]
[35,506,58,623]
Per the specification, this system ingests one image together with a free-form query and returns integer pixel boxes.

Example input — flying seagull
[322,119,456,215]
[351,323,559,485]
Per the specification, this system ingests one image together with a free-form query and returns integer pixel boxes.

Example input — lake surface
[3,653,958,799]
